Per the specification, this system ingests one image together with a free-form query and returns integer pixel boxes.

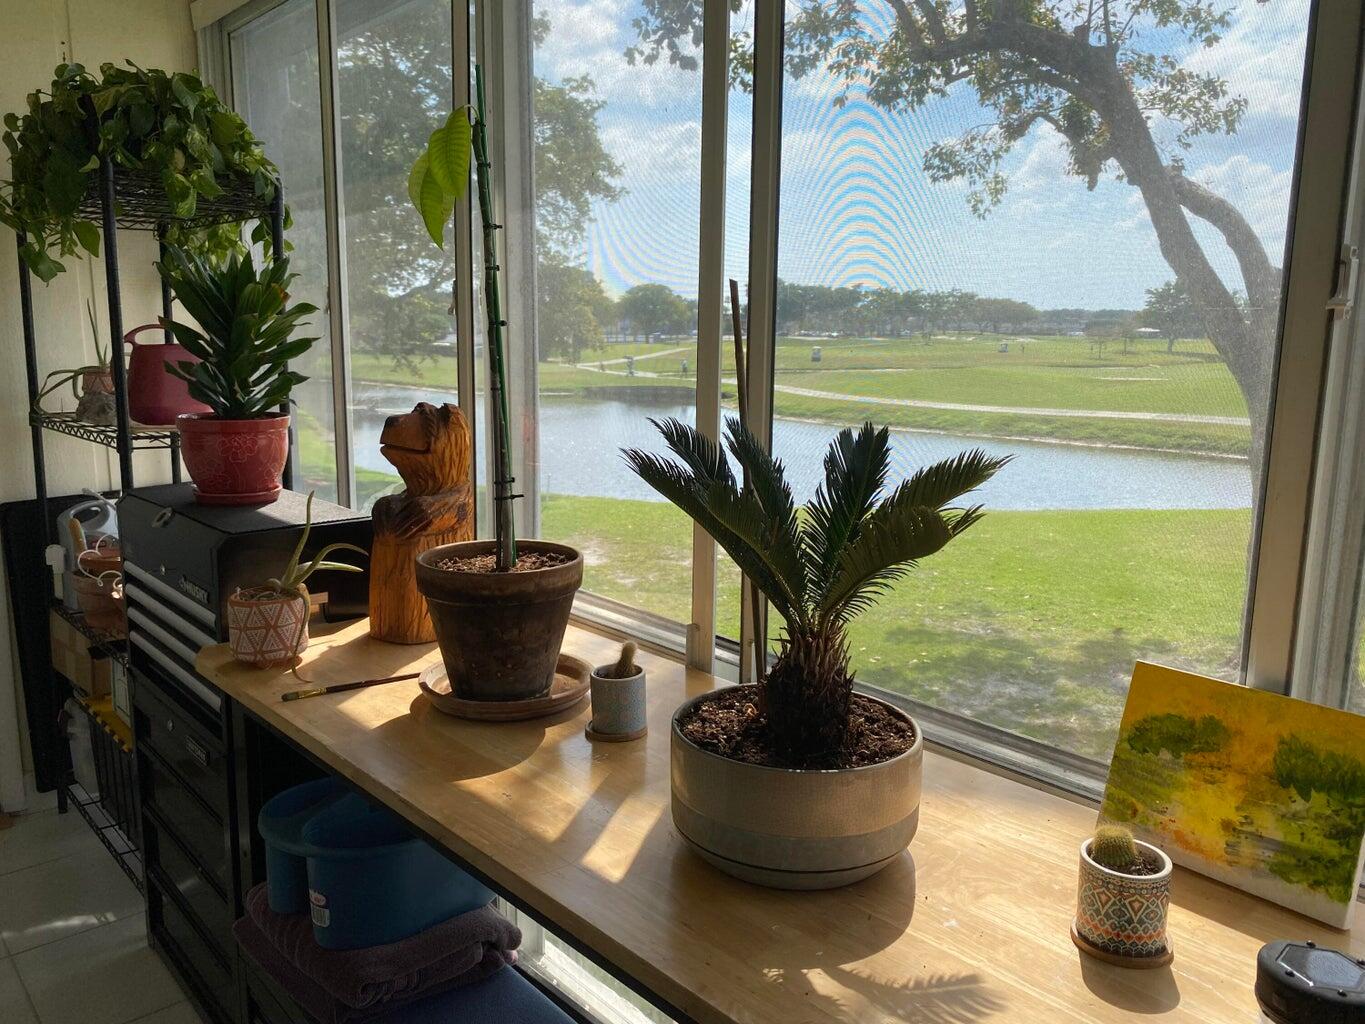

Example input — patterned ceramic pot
[228,588,309,668]
[1074,837,1172,963]
[178,413,291,506]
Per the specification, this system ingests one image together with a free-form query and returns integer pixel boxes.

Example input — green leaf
[415,160,453,248]
[170,73,199,114]
[406,152,429,212]
[73,220,100,257]
[426,113,471,197]
[90,86,124,117]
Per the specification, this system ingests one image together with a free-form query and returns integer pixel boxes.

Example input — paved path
[577,346,690,368]
[560,361,1251,427]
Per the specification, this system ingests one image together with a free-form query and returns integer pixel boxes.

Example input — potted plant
[33,300,113,417]
[156,246,318,505]
[1,62,283,283]
[1073,824,1173,967]
[227,492,367,668]
[408,67,582,702]
[622,417,1007,888]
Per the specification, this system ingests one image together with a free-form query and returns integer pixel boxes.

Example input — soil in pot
[679,685,914,770]
[1084,842,1166,876]
[434,550,572,573]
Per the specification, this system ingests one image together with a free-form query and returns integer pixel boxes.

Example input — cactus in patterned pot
[1073,823,1174,967]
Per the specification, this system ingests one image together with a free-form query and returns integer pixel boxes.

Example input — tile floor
[0,799,200,1024]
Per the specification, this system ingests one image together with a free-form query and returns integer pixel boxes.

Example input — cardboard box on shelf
[49,610,112,699]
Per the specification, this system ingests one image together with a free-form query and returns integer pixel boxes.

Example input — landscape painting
[1101,662,1365,927]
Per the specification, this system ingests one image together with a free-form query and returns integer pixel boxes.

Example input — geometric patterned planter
[228,588,309,668]
[1073,836,1172,967]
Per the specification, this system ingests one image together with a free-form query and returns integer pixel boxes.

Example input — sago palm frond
[651,416,734,488]
[802,423,893,604]
[817,503,952,627]
[621,447,804,625]
[878,447,1011,522]
[722,415,806,606]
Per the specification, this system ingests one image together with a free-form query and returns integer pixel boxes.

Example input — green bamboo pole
[472,65,518,570]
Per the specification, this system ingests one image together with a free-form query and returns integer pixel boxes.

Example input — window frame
[205,0,1365,801]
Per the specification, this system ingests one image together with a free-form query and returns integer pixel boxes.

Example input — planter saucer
[419,653,591,721]
[193,485,282,506]
[1070,921,1173,969]
[585,722,647,743]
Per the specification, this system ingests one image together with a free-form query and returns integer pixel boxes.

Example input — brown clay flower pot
[177,412,291,506]
[228,588,310,668]
[80,368,114,395]
[415,540,583,702]
[71,574,125,634]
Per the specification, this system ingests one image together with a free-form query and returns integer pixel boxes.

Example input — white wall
[0,0,197,811]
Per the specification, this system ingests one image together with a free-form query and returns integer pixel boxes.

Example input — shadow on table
[1078,955,1181,1014]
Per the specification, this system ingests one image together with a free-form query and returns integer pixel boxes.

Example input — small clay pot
[1073,837,1173,966]
[588,663,647,740]
[81,368,114,396]
[228,588,309,668]
[71,574,125,634]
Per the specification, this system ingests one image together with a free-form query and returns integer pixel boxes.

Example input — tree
[618,283,692,340]
[630,0,1281,464]
[536,253,612,363]
[972,297,1038,334]
[1142,279,1203,353]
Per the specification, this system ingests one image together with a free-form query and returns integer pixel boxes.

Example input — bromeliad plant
[156,247,317,418]
[624,417,1008,763]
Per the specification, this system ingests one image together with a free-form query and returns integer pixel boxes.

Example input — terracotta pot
[125,324,212,425]
[177,412,290,506]
[1073,837,1172,964]
[71,574,125,635]
[414,540,583,702]
[81,368,114,396]
[670,688,923,889]
[228,588,310,668]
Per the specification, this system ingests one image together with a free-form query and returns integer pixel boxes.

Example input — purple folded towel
[234,883,519,1024]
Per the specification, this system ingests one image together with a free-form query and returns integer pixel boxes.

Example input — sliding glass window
[229,0,339,502]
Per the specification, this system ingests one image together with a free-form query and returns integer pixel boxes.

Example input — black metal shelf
[52,601,129,668]
[76,166,274,232]
[31,411,179,452]
[65,777,143,894]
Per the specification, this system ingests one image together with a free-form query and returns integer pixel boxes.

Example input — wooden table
[199,619,1364,1024]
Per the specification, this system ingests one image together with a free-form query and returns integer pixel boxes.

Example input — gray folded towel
[236,882,519,1022]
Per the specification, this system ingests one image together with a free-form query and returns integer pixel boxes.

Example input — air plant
[33,299,112,412]
[624,418,1008,763]
[249,491,367,602]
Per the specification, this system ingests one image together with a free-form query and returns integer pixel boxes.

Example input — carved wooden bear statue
[369,402,473,643]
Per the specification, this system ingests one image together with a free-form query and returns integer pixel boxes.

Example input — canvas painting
[1100,662,1365,928]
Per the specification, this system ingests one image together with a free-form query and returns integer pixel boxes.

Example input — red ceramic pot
[125,324,212,425]
[177,413,291,506]
[80,368,114,395]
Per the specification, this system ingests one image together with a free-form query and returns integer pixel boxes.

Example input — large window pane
[334,0,458,509]
[231,0,338,502]
[757,2,1308,757]
[528,0,704,621]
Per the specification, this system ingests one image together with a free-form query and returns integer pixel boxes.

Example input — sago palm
[624,417,1008,764]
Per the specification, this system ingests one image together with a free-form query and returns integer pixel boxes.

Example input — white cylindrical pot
[670,690,922,889]
[589,665,647,739]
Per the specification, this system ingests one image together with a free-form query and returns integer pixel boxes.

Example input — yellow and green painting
[1100,662,1365,927]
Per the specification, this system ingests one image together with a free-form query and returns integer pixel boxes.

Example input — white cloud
[1180,0,1311,122]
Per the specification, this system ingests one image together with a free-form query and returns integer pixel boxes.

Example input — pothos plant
[407,65,517,570]
[0,61,285,282]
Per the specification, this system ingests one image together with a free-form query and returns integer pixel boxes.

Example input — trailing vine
[0,61,285,282]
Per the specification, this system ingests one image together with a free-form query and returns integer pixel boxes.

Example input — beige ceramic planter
[670,689,923,889]
[228,588,309,668]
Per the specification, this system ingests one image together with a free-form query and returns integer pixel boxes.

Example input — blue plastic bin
[257,777,349,914]
[301,793,494,950]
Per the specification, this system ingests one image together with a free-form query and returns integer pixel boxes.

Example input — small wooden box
[49,610,111,699]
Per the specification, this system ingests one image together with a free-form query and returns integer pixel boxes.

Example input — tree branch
[1168,170,1280,315]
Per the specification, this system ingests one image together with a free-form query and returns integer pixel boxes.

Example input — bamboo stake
[472,66,518,571]
[728,279,765,686]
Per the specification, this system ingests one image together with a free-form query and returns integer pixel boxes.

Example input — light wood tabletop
[199,618,1364,1024]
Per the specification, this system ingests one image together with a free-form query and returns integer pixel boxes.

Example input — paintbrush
[281,672,421,702]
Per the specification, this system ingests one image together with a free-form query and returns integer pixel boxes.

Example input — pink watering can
[125,324,212,426]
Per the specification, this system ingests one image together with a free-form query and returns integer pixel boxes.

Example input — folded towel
[235,883,519,1023]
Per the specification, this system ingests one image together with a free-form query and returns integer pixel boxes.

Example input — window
[229,0,339,502]
[763,0,1313,760]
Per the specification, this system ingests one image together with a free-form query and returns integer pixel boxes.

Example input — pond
[349,383,1252,511]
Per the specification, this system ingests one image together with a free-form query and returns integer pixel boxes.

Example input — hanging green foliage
[0,61,285,282]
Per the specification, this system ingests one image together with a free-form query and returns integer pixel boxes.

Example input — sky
[533,0,1312,311]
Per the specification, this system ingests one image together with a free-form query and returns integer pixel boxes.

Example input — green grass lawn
[542,493,1252,760]
[346,333,1254,457]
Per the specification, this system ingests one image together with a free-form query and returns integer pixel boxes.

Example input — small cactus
[1090,824,1140,871]
[606,642,638,680]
